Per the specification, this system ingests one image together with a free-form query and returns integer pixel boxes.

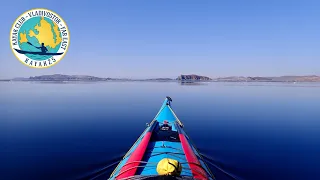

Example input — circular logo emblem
[10,8,70,68]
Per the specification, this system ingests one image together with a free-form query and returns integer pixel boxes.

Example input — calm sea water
[1,82,320,180]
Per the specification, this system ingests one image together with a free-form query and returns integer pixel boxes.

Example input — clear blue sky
[0,0,319,79]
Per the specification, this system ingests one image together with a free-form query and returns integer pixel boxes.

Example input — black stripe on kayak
[175,122,189,139]
[148,120,158,132]
[175,121,182,134]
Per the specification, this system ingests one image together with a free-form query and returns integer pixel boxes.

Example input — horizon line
[2,73,320,80]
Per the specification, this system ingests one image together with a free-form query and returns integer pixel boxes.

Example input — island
[177,74,212,81]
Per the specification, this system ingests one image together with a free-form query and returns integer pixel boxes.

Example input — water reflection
[179,81,209,86]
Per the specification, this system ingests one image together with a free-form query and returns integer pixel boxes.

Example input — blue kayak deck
[136,134,192,176]
[136,100,191,175]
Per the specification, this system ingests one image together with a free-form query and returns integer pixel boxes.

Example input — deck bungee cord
[114,161,212,180]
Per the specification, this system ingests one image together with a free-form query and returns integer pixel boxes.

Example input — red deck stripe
[116,132,152,179]
[179,134,208,180]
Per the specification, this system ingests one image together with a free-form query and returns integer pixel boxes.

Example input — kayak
[109,97,215,180]
[14,48,63,56]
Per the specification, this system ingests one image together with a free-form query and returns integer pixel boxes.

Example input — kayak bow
[110,97,214,180]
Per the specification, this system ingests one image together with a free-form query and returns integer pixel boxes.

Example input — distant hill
[214,75,320,82]
[26,74,111,81]
[177,74,212,81]
[144,78,174,81]
[272,75,320,82]
[247,77,273,81]
[11,77,29,81]
[214,76,248,81]
[8,74,174,82]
